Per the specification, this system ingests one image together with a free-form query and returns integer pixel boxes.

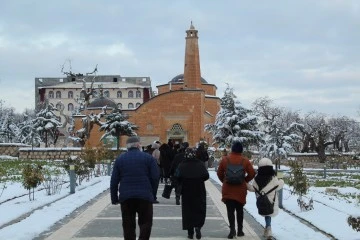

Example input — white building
[35,75,153,115]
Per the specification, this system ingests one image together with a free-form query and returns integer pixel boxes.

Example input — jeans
[120,198,153,240]
[225,199,244,231]
[265,216,271,227]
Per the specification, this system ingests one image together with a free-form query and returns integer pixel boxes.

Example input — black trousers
[225,199,244,231]
[120,198,153,240]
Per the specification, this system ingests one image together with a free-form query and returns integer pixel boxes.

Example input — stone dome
[170,74,207,84]
[88,96,117,109]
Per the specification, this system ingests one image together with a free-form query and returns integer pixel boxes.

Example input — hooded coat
[177,154,209,230]
[247,158,284,217]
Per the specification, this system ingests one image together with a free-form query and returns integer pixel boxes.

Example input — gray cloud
[0,0,359,120]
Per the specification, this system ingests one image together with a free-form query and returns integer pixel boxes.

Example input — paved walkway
[42,179,263,240]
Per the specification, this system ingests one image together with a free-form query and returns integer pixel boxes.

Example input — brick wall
[0,143,31,157]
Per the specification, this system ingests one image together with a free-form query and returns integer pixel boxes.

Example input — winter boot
[187,228,194,239]
[237,225,244,237]
[266,226,272,239]
[227,227,236,239]
[195,227,202,239]
[263,227,268,237]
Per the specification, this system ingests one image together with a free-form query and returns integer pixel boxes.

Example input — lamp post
[277,170,284,209]
[69,163,75,194]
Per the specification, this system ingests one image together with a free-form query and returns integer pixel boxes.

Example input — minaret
[183,22,202,89]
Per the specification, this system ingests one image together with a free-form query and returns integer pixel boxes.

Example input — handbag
[162,182,173,199]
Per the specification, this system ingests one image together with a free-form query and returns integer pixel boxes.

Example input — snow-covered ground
[0,170,359,240]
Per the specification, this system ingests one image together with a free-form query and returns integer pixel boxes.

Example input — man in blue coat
[110,136,159,240]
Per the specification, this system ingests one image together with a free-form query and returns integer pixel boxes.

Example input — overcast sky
[0,1,359,120]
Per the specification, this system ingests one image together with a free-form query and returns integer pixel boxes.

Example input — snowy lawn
[0,168,359,240]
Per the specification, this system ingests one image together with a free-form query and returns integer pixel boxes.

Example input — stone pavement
[42,178,264,240]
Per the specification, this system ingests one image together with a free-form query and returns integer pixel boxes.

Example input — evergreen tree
[32,102,61,147]
[205,85,263,148]
[98,108,138,150]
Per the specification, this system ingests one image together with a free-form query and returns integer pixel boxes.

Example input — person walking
[217,141,256,239]
[247,158,284,239]
[151,141,161,203]
[169,141,189,205]
[110,136,160,240]
[176,147,209,239]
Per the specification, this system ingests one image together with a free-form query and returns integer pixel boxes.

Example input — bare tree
[61,60,98,109]
[300,112,333,163]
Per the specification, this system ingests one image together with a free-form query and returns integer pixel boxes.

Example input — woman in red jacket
[217,141,255,239]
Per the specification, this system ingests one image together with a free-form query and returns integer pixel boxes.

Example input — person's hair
[126,141,140,149]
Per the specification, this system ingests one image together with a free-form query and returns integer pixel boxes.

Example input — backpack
[253,185,278,215]
[225,157,245,184]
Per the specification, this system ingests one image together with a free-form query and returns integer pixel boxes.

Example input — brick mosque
[75,22,221,148]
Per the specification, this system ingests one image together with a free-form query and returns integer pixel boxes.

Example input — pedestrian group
[110,137,284,240]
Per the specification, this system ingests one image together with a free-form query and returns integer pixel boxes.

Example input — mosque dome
[169,74,208,84]
[87,96,117,109]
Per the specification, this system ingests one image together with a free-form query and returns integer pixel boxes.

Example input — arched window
[48,91,54,99]
[56,91,61,98]
[117,103,122,109]
[128,90,134,98]
[68,91,73,99]
[128,103,134,109]
[117,91,122,98]
[136,102,141,108]
[68,103,74,111]
[136,90,141,98]
[104,90,110,98]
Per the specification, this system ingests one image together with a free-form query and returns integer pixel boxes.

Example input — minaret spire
[183,22,201,89]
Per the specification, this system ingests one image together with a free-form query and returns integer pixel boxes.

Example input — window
[68,103,74,111]
[56,91,61,98]
[104,91,110,98]
[117,103,122,109]
[136,102,141,108]
[80,92,85,99]
[68,91,73,99]
[136,90,141,98]
[117,91,122,98]
[128,103,134,109]
[48,91,54,99]
[128,90,134,98]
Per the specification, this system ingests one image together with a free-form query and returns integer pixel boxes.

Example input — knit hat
[258,158,273,167]
[231,141,243,153]
[126,136,140,144]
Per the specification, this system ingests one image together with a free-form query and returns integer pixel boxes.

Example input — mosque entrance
[167,123,187,145]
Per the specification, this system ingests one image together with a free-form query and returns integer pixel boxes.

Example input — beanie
[126,136,140,144]
[258,158,273,167]
[231,141,243,153]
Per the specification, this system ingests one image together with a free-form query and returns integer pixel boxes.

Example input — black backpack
[253,185,278,215]
[225,157,245,184]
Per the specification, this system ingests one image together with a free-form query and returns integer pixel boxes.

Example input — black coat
[177,157,209,230]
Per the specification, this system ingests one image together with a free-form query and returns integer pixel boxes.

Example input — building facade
[35,75,152,115]
[76,23,221,148]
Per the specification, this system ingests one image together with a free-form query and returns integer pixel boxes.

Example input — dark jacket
[110,147,160,204]
[177,157,209,229]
